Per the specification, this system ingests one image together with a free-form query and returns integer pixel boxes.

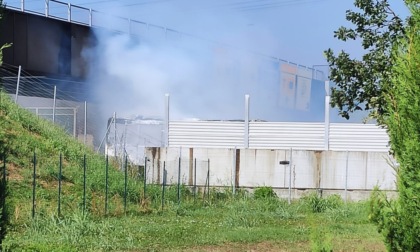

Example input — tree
[326,0,420,250]
[324,0,405,123]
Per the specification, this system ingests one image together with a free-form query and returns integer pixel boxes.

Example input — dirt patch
[332,239,386,252]
[179,241,309,252]
[5,163,24,181]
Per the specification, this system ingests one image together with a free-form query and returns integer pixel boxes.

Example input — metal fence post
[345,151,349,203]
[32,150,36,219]
[58,153,62,216]
[161,162,166,210]
[105,155,109,215]
[84,101,87,145]
[207,159,210,201]
[193,158,197,201]
[233,147,236,196]
[144,157,147,199]
[15,65,21,103]
[177,157,181,205]
[288,148,292,204]
[83,154,86,213]
[52,86,57,123]
[124,154,128,213]
[114,112,117,159]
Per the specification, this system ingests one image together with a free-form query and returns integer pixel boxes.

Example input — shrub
[253,186,277,199]
[302,193,343,213]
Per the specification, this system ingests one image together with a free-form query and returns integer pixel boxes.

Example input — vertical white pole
[345,151,349,203]
[288,148,292,204]
[324,81,330,151]
[84,101,87,145]
[89,9,92,27]
[114,112,117,159]
[165,94,170,147]
[52,86,57,123]
[68,3,71,22]
[20,0,24,11]
[244,94,250,149]
[45,0,49,17]
[15,65,21,103]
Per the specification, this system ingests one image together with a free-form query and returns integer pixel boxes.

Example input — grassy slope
[0,92,385,251]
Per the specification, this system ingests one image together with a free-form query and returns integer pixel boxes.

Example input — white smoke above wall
[85,26,296,122]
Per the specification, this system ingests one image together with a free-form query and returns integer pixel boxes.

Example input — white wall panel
[169,121,244,148]
[146,148,397,191]
[168,121,390,152]
[329,123,389,152]
[249,122,325,150]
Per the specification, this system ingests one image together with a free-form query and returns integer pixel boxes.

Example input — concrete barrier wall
[145,147,396,192]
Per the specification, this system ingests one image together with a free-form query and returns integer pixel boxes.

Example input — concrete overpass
[0,7,94,79]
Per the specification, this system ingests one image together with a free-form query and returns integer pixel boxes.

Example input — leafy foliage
[302,193,343,213]
[325,0,405,122]
[370,4,420,250]
[253,186,277,199]
[329,0,420,250]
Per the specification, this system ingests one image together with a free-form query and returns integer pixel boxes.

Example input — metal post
[15,65,21,103]
[45,0,49,17]
[244,95,250,148]
[113,112,117,159]
[165,94,170,147]
[52,86,57,123]
[122,120,127,171]
[345,151,349,203]
[73,108,76,138]
[105,155,109,215]
[288,148,292,204]
[124,154,128,213]
[89,9,92,27]
[161,162,166,210]
[207,159,210,201]
[84,101,87,145]
[58,153,62,216]
[143,157,147,199]
[177,157,181,205]
[20,0,24,11]
[32,151,36,219]
[67,3,71,22]
[233,147,236,196]
[324,81,330,151]
[83,154,86,213]
[193,158,197,201]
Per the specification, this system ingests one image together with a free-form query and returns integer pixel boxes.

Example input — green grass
[0,91,386,251]
[2,198,385,252]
